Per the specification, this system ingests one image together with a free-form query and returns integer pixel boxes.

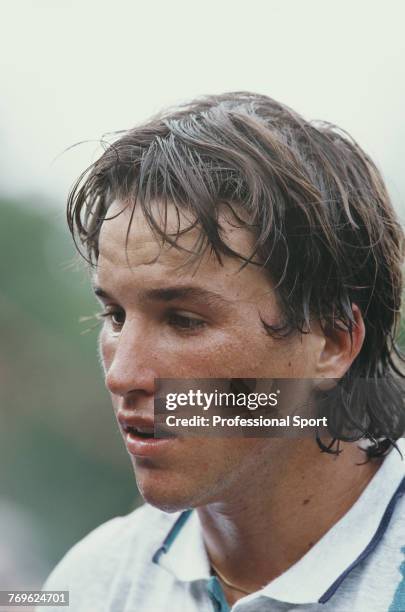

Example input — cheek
[98,327,116,374]
[205,331,314,378]
[162,331,254,378]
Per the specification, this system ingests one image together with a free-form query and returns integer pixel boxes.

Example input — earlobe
[316,304,365,379]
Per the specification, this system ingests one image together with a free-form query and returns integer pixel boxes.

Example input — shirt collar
[152,508,211,581]
[152,439,405,605]
[260,439,405,604]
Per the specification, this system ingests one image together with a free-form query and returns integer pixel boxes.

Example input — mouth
[117,412,177,457]
[122,423,155,440]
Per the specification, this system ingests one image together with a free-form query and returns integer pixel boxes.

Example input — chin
[132,462,202,513]
[136,481,197,514]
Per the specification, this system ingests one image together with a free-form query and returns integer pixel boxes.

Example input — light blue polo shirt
[39,440,405,611]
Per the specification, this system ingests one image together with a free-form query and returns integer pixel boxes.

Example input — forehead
[96,200,273,302]
[99,199,252,262]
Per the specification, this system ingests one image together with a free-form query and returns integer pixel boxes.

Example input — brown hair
[67,91,405,455]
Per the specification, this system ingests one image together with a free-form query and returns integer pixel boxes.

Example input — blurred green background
[0,198,140,589]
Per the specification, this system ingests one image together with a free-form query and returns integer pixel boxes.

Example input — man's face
[95,200,324,511]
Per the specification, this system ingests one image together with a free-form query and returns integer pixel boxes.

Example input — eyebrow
[92,284,233,310]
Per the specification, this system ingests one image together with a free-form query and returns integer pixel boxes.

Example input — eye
[99,307,126,328]
[167,311,206,332]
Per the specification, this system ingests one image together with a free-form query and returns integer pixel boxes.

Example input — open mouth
[123,424,155,439]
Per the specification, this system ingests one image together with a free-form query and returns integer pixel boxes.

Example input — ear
[315,304,365,379]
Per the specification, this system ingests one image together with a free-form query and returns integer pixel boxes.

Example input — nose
[103,320,157,398]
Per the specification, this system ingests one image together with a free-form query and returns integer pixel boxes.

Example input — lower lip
[124,431,177,457]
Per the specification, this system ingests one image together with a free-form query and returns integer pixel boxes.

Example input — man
[41,92,405,611]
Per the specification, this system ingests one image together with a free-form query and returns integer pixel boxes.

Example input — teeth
[123,424,154,437]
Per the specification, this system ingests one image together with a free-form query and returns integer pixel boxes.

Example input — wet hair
[67,91,405,457]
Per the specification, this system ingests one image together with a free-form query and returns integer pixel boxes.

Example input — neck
[197,439,381,603]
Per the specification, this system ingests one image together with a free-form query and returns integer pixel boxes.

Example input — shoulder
[41,504,177,591]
